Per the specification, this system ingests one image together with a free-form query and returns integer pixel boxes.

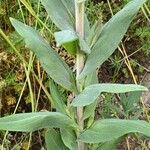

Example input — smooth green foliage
[60,128,78,150]
[49,80,67,114]
[0,112,77,132]
[71,84,147,106]
[10,18,77,92]
[45,129,69,150]
[79,0,147,79]
[79,119,150,143]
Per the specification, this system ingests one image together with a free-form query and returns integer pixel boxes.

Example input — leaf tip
[143,87,148,91]
[138,85,148,91]
[9,17,20,29]
[10,17,15,24]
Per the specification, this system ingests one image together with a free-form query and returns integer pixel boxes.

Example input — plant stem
[75,0,85,150]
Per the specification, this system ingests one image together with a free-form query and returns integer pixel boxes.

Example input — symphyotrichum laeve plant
[0,0,150,150]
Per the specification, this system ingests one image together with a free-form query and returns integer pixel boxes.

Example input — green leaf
[49,80,67,114]
[54,30,78,47]
[71,84,147,107]
[41,0,74,30]
[84,71,98,88]
[54,30,78,56]
[79,37,91,54]
[0,112,77,132]
[83,101,97,121]
[78,0,87,3]
[84,15,90,39]
[83,71,98,120]
[45,129,69,150]
[94,139,121,150]
[87,21,103,48]
[79,119,150,143]
[10,18,77,92]
[63,41,77,56]
[41,0,90,38]
[79,0,146,79]
[60,128,78,150]
[54,29,91,55]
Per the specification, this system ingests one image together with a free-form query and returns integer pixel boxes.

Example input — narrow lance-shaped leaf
[0,112,77,132]
[49,80,67,114]
[95,139,122,150]
[83,101,97,121]
[71,84,148,107]
[41,0,90,38]
[45,129,69,150]
[79,0,147,79]
[84,71,98,89]
[41,0,74,30]
[87,21,103,48]
[79,119,150,143]
[79,37,91,54]
[60,128,78,150]
[10,18,77,92]
[83,71,98,120]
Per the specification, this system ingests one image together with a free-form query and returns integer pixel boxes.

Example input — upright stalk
[75,0,85,150]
